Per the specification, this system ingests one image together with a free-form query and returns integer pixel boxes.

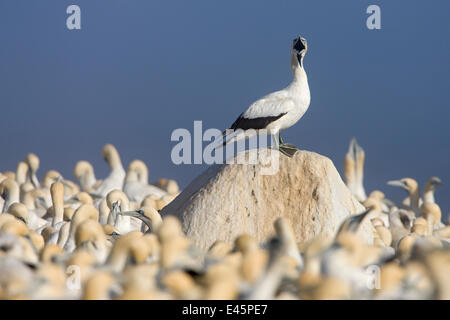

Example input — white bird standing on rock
[220,36,311,157]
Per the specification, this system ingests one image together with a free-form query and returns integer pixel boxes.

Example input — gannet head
[292,36,308,68]
[16,161,29,185]
[387,178,418,194]
[25,153,39,174]
[425,176,442,191]
[106,190,130,212]
[8,203,29,225]
[102,144,123,171]
[128,160,149,184]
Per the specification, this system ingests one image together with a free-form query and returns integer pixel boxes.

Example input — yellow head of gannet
[75,219,107,246]
[75,219,108,263]
[73,191,94,206]
[396,234,417,262]
[0,178,20,213]
[233,234,268,285]
[2,172,15,180]
[102,144,123,171]
[73,160,97,191]
[15,161,29,186]
[140,194,158,210]
[156,216,193,270]
[64,204,100,251]
[71,204,99,229]
[165,179,180,195]
[103,223,120,240]
[106,190,130,212]
[83,271,117,300]
[128,160,149,185]
[369,190,385,201]
[106,190,138,233]
[25,153,40,188]
[40,243,63,263]
[7,202,28,224]
[157,215,185,243]
[106,232,149,272]
[162,270,198,299]
[42,170,63,189]
[387,178,420,214]
[0,218,29,237]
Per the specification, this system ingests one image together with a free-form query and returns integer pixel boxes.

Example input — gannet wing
[216,95,294,149]
[229,96,295,131]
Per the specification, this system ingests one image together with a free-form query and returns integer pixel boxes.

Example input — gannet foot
[279,143,298,157]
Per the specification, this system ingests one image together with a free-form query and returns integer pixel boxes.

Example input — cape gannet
[344,138,367,201]
[220,36,311,157]
[387,178,421,216]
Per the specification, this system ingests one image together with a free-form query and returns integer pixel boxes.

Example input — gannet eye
[136,209,144,215]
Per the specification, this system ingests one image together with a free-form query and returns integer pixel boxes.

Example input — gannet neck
[423,177,441,204]
[64,204,99,251]
[423,190,435,204]
[409,185,420,213]
[106,190,131,233]
[125,170,139,183]
[288,63,310,107]
[50,182,64,226]
[291,61,308,83]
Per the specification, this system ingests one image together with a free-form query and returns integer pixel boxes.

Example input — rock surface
[161,149,373,252]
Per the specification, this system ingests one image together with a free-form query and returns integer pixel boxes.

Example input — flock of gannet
[0,34,448,299]
[0,140,448,299]
[221,37,311,157]
[342,138,450,298]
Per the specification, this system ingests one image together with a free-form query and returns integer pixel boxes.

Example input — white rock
[161,149,373,252]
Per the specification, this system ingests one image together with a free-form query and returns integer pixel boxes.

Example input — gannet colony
[0,37,448,300]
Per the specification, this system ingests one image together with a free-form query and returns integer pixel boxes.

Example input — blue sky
[0,1,449,218]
